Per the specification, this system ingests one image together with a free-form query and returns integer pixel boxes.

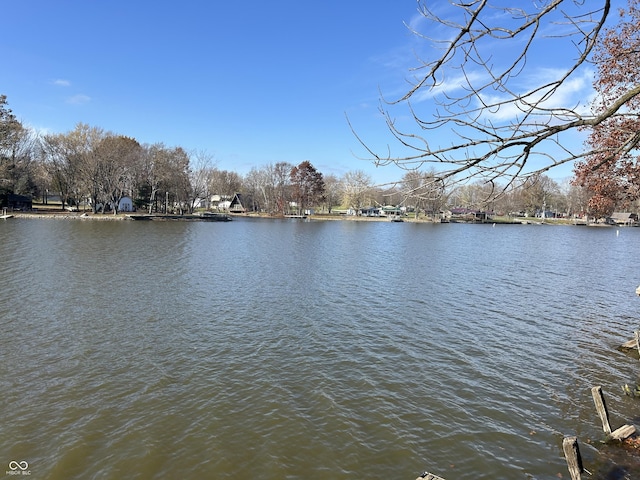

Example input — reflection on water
[1,218,640,479]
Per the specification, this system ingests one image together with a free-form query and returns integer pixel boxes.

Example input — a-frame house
[229,193,246,213]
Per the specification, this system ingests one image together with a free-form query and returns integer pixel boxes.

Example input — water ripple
[2,220,640,478]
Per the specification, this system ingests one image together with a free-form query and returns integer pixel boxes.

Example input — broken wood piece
[608,424,636,441]
[619,338,638,350]
[415,472,446,480]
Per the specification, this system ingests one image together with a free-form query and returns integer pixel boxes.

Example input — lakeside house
[229,193,246,213]
[381,205,403,216]
[118,196,134,212]
[0,193,32,211]
[450,207,488,222]
[359,206,379,217]
[609,212,638,226]
[353,205,405,217]
[216,200,231,211]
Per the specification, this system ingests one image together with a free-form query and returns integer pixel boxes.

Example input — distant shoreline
[3,209,610,226]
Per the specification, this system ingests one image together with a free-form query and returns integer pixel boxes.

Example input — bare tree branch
[351,0,637,195]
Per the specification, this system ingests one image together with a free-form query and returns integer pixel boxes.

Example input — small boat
[390,215,404,222]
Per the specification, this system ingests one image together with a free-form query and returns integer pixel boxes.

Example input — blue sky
[2,1,617,185]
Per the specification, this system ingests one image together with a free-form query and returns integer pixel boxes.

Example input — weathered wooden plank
[609,424,636,441]
[415,472,446,480]
[591,386,612,434]
[563,436,583,480]
[620,338,638,350]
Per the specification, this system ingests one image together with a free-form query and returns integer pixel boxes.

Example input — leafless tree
[243,167,269,212]
[518,174,561,216]
[342,170,373,211]
[273,162,293,215]
[140,143,171,213]
[3,128,39,196]
[401,170,445,217]
[95,135,142,214]
[450,182,496,210]
[41,124,105,210]
[322,174,343,213]
[351,1,630,196]
[186,150,216,213]
[562,180,590,216]
[0,99,43,199]
[165,147,191,214]
[209,168,242,200]
[243,163,285,214]
[138,144,190,214]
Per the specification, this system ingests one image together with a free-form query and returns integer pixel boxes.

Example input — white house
[118,196,134,212]
[217,200,232,211]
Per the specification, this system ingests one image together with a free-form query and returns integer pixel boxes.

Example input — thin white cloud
[66,94,91,105]
[53,79,71,87]
[411,70,488,103]
[477,68,595,122]
[404,64,594,124]
[406,11,427,33]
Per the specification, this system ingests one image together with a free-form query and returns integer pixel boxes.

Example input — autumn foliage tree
[289,161,325,215]
[573,0,640,218]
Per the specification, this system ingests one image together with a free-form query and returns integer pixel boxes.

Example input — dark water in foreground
[2,217,640,479]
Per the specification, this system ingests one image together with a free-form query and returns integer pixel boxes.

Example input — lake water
[2,217,640,479]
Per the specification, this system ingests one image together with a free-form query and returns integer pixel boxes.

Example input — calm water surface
[2,218,640,479]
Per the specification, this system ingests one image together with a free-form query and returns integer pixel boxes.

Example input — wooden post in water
[591,385,637,440]
[562,436,583,480]
[634,330,640,358]
[591,386,612,434]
